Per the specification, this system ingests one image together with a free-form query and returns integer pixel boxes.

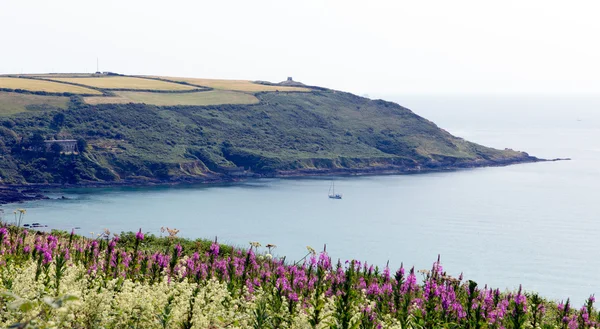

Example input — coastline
[0,155,568,205]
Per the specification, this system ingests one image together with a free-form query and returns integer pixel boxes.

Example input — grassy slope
[84,90,259,106]
[0,88,534,185]
[0,92,69,116]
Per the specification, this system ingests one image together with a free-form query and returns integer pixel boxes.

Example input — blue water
[2,95,599,303]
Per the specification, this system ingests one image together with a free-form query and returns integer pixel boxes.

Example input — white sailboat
[328,181,342,199]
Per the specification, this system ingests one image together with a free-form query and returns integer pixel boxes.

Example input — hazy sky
[1,0,598,95]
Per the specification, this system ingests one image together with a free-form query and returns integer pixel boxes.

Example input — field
[0,91,69,116]
[47,76,198,91]
[0,77,102,94]
[158,76,310,93]
[84,90,259,106]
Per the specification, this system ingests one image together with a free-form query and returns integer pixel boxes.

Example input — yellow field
[0,92,69,116]
[84,90,259,106]
[48,77,198,91]
[0,77,102,94]
[156,77,310,93]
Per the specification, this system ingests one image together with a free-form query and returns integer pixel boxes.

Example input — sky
[1,0,599,95]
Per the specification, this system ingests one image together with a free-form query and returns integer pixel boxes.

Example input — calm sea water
[2,95,599,303]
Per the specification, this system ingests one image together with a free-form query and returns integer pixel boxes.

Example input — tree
[50,142,62,154]
[30,133,45,151]
[52,113,66,129]
[76,138,88,153]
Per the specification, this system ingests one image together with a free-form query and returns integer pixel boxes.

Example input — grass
[84,90,259,106]
[0,92,69,116]
[0,77,102,94]
[47,76,198,91]
[157,77,310,93]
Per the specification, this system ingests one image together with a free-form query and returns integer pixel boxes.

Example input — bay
[2,94,599,303]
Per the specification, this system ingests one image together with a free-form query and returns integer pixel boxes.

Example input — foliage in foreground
[0,224,598,329]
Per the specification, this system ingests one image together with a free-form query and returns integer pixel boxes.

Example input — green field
[84,90,259,106]
[158,76,310,92]
[47,76,197,91]
[0,91,69,116]
[0,77,102,94]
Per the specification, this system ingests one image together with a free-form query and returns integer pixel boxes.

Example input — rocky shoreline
[0,187,49,205]
[0,156,569,206]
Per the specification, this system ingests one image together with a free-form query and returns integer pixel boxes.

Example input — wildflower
[43,249,53,264]
[209,242,220,256]
[317,252,331,269]
[396,265,405,279]
[401,267,417,294]
[136,229,144,241]
[514,286,527,312]
[367,282,381,296]
[265,253,273,260]
[288,292,299,302]
[306,246,316,254]
[166,227,180,238]
[249,241,261,248]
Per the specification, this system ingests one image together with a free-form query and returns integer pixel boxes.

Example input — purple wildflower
[209,242,219,256]
[43,250,53,264]
[136,229,144,241]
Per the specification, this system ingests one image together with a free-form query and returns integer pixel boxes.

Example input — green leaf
[17,300,35,312]
[62,295,79,302]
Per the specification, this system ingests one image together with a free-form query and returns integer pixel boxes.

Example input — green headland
[0,73,541,202]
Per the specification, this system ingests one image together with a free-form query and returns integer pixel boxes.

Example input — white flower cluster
[0,257,357,329]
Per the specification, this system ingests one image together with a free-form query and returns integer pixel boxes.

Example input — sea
[2,94,599,303]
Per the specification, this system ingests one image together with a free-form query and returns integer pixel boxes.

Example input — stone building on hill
[278,77,306,87]
[44,140,77,153]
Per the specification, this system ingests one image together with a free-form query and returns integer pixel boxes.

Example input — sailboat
[328,181,342,199]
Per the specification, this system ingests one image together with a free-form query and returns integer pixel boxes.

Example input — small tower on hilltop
[279,76,306,87]
[95,58,101,74]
